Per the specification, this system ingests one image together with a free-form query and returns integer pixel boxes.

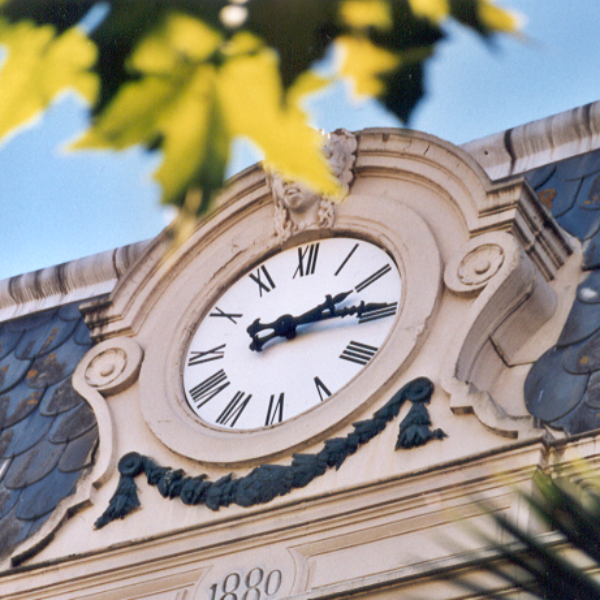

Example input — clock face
[183,237,402,430]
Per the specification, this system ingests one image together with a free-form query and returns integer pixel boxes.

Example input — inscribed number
[209,568,283,600]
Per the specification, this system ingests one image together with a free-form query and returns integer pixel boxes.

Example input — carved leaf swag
[95,376,446,529]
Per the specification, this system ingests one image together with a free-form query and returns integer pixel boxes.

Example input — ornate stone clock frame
[8,128,577,581]
[76,128,571,474]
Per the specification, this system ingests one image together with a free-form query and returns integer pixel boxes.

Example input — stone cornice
[0,240,150,322]
[462,100,600,180]
[2,100,600,323]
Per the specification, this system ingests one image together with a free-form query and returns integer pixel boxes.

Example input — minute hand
[247,292,390,352]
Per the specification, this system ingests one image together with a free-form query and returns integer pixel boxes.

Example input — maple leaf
[75,13,339,212]
[0,19,98,141]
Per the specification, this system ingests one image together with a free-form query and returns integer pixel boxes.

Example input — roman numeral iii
[294,243,319,278]
[358,302,398,324]
[339,341,378,366]
[249,265,276,296]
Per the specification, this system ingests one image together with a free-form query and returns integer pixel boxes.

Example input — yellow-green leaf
[74,12,229,207]
[339,0,393,31]
[337,35,401,98]
[216,45,340,198]
[128,12,222,74]
[478,0,521,32]
[0,20,98,140]
[74,75,185,150]
[408,0,449,22]
[153,66,227,205]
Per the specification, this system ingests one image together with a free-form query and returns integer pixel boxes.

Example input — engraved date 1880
[208,568,283,600]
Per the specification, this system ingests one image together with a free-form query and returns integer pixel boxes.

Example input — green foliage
[458,469,600,599]
[0,0,520,217]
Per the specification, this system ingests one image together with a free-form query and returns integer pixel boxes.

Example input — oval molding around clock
[137,194,441,466]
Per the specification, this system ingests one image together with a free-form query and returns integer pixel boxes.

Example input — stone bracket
[442,231,556,437]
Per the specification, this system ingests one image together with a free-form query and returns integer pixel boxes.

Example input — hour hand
[247,291,351,352]
[247,314,297,352]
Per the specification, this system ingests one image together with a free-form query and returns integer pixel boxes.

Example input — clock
[182,237,402,430]
[136,188,440,466]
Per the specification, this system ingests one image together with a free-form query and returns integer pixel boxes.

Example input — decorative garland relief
[95,377,445,529]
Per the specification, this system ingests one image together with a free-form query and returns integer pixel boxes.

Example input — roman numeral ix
[294,243,319,278]
[188,343,226,366]
[249,265,276,296]
[265,393,284,426]
[216,391,252,427]
[339,341,378,366]
[189,369,230,407]
[355,264,391,292]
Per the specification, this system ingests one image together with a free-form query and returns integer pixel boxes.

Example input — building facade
[1,102,600,598]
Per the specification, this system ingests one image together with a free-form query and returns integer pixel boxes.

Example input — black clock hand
[246,291,349,352]
[247,292,391,352]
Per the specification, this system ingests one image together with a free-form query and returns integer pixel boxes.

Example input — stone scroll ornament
[95,377,445,529]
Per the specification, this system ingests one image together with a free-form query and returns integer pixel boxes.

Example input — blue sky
[1,1,600,280]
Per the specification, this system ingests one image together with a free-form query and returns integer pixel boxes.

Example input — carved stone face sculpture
[268,130,357,242]
[270,177,326,238]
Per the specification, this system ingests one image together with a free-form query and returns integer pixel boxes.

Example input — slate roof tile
[556,203,600,240]
[0,354,31,395]
[15,317,78,360]
[535,169,580,217]
[576,269,600,301]
[583,230,600,270]
[48,403,96,443]
[2,383,44,429]
[58,303,84,321]
[524,346,589,422]
[524,164,555,188]
[0,325,23,361]
[0,505,30,558]
[0,409,53,458]
[39,379,84,416]
[0,486,19,520]
[563,332,600,374]
[575,172,600,211]
[524,148,600,435]
[25,335,84,389]
[556,149,600,180]
[3,437,65,489]
[73,319,92,346]
[556,295,600,347]
[58,426,97,473]
[16,468,81,520]
[583,371,600,409]
[0,300,99,561]
[7,310,54,333]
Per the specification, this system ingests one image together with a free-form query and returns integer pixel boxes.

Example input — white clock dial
[183,237,402,430]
